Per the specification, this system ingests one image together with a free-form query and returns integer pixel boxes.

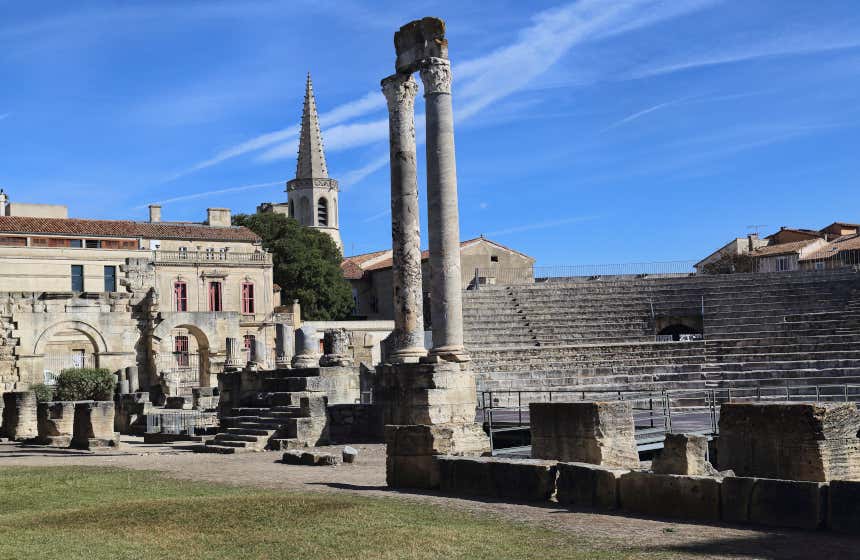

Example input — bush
[55,368,115,401]
[31,383,55,403]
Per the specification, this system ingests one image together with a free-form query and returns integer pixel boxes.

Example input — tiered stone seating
[464,271,860,395]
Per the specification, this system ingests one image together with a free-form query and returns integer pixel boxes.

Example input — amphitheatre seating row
[463,270,860,394]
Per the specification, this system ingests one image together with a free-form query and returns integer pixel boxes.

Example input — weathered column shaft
[382,73,427,362]
[420,57,467,362]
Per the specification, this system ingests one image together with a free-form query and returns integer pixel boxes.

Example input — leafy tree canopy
[233,212,354,320]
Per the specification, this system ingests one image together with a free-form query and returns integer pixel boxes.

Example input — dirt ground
[1,437,857,560]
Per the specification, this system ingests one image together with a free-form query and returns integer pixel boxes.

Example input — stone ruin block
[1,391,38,441]
[320,329,353,367]
[721,476,826,530]
[385,423,489,489]
[717,402,860,482]
[115,392,151,434]
[394,17,448,73]
[437,457,557,502]
[36,401,75,447]
[829,480,860,534]
[192,387,219,410]
[530,401,640,468]
[619,471,721,522]
[652,433,719,476]
[165,396,193,410]
[72,401,119,449]
[556,462,630,510]
[378,361,482,426]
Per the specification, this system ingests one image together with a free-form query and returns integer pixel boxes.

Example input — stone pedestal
[1,391,38,441]
[224,337,244,371]
[530,401,640,468]
[379,361,489,489]
[37,401,76,447]
[320,329,353,367]
[292,325,320,369]
[652,433,719,476]
[275,323,294,368]
[72,401,119,449]
[115,392,151,434]
[717,402,860,481]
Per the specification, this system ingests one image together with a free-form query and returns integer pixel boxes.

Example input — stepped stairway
[465,270,860,395]
[194,369,329,454]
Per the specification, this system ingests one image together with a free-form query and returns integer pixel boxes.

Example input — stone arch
[289,199,295,218]
[317,196,329,227]
[149,314,220,388]
[34,320,108,356]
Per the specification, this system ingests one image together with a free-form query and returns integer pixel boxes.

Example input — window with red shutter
[174,282,187,311]
[241,282,255,314]
[209,282,222,312]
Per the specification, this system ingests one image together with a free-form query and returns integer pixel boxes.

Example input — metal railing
[152,250,272,264]
[158,353,202,387]
[145,411,217,435]
[43,354,94,385]
[480,383,860,455]
[471,252,859,287]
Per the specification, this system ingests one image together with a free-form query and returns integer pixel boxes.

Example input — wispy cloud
[633,33,860,78]
[176,0,719,184]
[136,181,282,208]
[485,215,598,237]
[600,98,689,132]
[361,208,391,224]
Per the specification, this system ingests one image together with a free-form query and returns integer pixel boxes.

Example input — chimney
[206,208,231,227]
[747,233,759,252]
[0,189,7,216]
[149,204,162,223]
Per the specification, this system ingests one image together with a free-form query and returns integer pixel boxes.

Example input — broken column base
[385,423,490,489]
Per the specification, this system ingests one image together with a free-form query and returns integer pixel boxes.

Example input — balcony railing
[152,250,272,265]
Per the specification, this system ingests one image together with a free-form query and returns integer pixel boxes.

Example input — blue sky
[2,1,859,265]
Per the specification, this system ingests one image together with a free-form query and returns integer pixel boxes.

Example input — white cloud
[138,180,282,208]
[486,216,598,237]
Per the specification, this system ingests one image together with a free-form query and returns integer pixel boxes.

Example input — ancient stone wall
[717,402,860,481]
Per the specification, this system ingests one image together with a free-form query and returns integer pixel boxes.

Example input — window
[0,236,26,247]
[71,265,84,292]
[289,200,294,218]
[317,197,328,226]
[775,256,791,272]
[209,281,223,312]
[85,239,101,249]
[205,248,215,260]
[241,282,255,314]
[174,335,190,367]
[243,334,255,362]
[104,266,116,292]
[490,255,499,263]
[174,281,188,311]
[178,246,188,260]
[69,239,82,248]
[814,261,826,271]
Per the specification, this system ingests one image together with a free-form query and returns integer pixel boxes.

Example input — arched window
[332,197,337,226]
[299,197,310,225]
[289,199,294,218]
[317,197,328,227]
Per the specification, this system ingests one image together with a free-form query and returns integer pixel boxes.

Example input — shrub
[55,368,115,401]
[31,383,56,403]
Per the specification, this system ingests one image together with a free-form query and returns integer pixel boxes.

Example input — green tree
[233,212,354,320]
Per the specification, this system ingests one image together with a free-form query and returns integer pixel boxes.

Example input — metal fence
[157,353,202,388]
[43,354,94,385]
[471,251,860,287]
[145,411,217,435]
[480,383,860,456]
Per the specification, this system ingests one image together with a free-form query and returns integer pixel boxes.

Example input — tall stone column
[382,73,427,363]
[420,57,468,362]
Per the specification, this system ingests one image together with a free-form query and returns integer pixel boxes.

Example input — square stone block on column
[37,401,76,447]
[717,402,860,481]
[378,360,480,426]
[72,401,120,449]
[1,391,38,441]
[530,401,640,468]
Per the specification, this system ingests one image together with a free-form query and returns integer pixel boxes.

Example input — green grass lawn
[0,467,647,560]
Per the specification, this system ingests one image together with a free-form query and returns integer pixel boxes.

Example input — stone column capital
[419,57,452,95]
[381,73,419,110]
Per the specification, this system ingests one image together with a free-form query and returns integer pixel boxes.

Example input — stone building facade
[0,196,275,394]
[258,74,342,251]
[342,236,534,321]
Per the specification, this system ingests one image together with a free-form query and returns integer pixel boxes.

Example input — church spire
[295,72,329,179]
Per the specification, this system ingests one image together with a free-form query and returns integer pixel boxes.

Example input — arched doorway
[34,320,107,385]
[151,322,213,393]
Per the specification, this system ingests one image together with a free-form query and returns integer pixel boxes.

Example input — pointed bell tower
[286,73,342,251]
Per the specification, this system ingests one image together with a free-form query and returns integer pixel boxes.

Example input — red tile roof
[0,216,260,242]
[751,239,819,257]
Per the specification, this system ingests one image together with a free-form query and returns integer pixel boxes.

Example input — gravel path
[1,438,857,559]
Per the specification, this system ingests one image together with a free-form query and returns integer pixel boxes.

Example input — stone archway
[150,314,220,390]
[34,321,108,381]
